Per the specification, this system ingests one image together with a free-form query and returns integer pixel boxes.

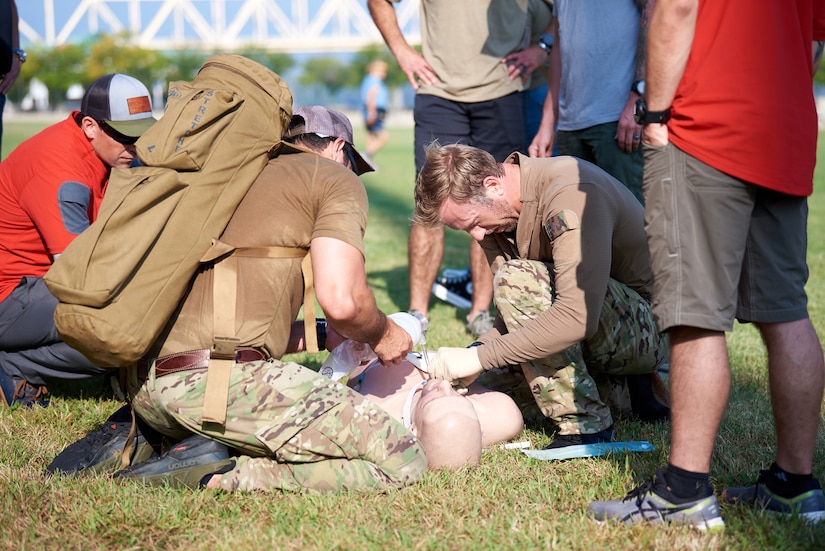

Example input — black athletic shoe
[113,433,233,489]
[45,404,159,477]
[431,267,473,309]
[544,424,614,449]
[722,470,825,522]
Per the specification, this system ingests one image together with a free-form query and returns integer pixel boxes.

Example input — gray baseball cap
[80,73,157,137]
[285,105,374,175]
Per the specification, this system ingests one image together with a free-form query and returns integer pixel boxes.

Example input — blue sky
[16,1,393,49]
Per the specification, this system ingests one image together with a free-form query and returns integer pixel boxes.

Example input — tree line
[9,32,411,109]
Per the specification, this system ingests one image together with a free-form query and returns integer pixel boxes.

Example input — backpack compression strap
[203,244,314,425]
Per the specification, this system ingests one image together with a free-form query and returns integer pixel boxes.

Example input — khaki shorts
[643,143,810,332]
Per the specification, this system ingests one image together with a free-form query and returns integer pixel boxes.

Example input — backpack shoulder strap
[201,243,314,425]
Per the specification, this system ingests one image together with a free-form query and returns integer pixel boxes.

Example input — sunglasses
[97,120,139,145]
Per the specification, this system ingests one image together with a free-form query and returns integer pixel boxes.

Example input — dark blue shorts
[365,108,387,132]
[413,93,525,174]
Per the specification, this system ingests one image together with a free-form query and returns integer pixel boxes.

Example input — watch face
[538,32,554,53]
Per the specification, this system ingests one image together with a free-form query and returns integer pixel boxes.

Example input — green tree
[163,50,210,83]
[236,47,295,77]
[86,33,168,88]
[348,44,408,89]
[815,62,825,85]
[299,56,349,103]
[14,42,88,105]
[9,33,371,110]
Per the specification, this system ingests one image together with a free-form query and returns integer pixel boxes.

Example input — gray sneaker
[589,469,725,532]
[721,470,825,522]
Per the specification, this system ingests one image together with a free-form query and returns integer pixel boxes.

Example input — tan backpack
[44,54,297,371]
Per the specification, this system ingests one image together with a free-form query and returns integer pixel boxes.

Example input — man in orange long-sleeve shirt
[0,73,155,407]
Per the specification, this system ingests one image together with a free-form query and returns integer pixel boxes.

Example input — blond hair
[367,59,388,74]
[413,143,502,227]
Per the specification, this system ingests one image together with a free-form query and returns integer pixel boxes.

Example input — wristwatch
[634,97,670,125]
[11,48,26,63]
[537,33,554,54]
[631,79,645,96]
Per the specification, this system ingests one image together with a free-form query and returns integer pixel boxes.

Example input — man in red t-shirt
[0,73,156,407]
[589,0,825,528]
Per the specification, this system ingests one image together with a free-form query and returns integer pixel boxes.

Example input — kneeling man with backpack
[45,56,427,492]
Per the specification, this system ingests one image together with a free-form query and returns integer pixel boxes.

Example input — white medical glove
[428,347,483,392]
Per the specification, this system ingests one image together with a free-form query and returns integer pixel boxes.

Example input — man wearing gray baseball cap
[0,73,156,407]
[106,104,425,493]
[284,105,374,175]
[80,73,157,140]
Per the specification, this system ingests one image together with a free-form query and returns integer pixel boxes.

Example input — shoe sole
[592,515,725,532]
[118,451,232,489]
[742,506,825,523]
[801,510,825,522]
[431,283,472,309]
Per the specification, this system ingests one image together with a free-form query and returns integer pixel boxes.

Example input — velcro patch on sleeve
[544,210,580,241]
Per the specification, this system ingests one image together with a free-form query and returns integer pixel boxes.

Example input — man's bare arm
[366,0,438,88]
[311,236,411,365]
[643,0,698,146]
[528,16,561,158]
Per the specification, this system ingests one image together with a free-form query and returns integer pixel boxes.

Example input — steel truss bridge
[18,0,420,53]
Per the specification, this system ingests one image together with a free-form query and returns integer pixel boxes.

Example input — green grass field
[1,117,824,550]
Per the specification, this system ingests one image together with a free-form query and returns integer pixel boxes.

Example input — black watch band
[315,318,327,350]
[633,97,671,125]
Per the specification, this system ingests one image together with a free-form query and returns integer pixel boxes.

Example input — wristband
[315,318,327,350]
[467,341,483,348]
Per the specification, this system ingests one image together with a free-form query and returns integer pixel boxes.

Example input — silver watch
[537,33,554,54]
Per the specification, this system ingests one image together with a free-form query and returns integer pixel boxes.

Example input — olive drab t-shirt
[392,0,534,103]
[152,147,369,359]
[476,153,653,370]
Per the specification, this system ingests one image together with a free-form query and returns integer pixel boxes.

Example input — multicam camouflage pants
[130,358,427,493]
[480,259,668,435]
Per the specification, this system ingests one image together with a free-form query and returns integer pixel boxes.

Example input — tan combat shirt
[477,153,652,369]
[152,146,369,359]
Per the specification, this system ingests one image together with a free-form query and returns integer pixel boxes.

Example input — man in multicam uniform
[414,143,669,448]
[115,107,427,492]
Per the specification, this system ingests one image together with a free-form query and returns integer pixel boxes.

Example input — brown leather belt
[137,347,267,379]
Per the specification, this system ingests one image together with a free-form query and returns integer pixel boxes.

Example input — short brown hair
[413,143,502,227]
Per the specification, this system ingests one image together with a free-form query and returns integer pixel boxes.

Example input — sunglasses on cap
[97,120,139,145]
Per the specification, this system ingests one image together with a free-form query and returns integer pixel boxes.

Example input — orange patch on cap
[127,96,152,115]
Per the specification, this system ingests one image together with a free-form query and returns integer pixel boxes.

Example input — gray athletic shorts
[643,143,810,332]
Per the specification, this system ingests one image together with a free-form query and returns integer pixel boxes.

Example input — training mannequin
[353,354,524,469]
